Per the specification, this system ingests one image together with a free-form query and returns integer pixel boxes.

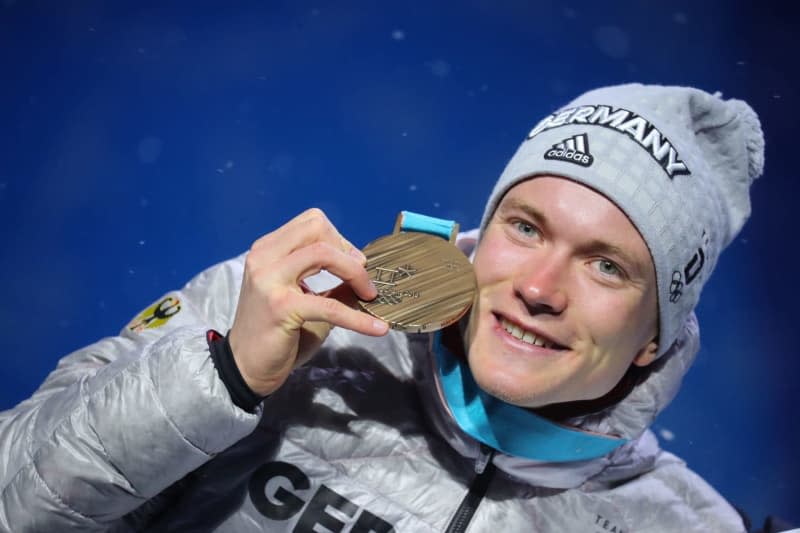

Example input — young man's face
[465,176,659,408]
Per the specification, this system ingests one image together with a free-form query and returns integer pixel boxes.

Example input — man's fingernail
[374,320,388,333]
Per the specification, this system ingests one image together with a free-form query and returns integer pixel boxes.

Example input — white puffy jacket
[0,250,745,532]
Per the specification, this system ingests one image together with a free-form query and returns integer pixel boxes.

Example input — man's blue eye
[597,260,621,277]
[516,221,537,237]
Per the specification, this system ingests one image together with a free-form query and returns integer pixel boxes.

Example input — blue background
[1,1,797,528]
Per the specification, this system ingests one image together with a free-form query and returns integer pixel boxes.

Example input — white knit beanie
[481,83,765,357]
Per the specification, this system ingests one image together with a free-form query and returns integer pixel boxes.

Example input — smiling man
[466,177,660,409]
[0,84,766,532]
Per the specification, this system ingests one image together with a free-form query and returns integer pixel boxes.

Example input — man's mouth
[498,316,566,350]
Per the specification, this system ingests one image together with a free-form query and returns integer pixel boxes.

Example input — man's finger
[292,293,388,337]
[279,242,377,301]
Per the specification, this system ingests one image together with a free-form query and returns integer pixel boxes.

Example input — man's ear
[632,338,659,368]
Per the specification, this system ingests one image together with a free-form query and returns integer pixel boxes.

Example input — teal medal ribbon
[433,331,627,462]
[397,211,460,240]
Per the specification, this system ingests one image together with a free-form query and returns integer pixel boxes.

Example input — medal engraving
[374,264,419,304]
[373,265,417,287]
[358,231,475,333]
[376,289,420,305]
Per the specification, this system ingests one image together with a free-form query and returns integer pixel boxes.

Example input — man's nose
[513,255,568,315]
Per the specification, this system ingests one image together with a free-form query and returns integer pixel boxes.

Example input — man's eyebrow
[498,198,549,226]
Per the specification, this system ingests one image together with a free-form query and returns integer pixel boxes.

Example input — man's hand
[228,208,388,397]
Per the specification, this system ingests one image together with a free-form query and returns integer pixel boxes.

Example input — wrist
[206,330,267,411]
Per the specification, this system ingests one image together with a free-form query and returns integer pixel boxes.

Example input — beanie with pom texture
[480,84,765,357]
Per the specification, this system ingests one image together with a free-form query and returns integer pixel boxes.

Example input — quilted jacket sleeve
[0,253,260,532]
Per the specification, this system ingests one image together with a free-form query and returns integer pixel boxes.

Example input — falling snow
[216,160,235,174]
[426,59,451,78]
[659,428,676,442]
[391,29,405,41]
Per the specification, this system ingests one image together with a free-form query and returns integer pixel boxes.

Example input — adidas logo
[544,133,594,167]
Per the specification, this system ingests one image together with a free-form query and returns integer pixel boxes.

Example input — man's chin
[469,364,551,408]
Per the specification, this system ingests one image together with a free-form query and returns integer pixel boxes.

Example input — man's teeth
[501,318,553,348]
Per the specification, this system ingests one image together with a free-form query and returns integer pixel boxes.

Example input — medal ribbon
[433,332,627,461]
[399,211,458,240]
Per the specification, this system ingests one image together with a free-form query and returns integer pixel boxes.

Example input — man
[0,84,764,531]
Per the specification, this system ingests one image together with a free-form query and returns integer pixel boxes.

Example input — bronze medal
[358,217,476,333]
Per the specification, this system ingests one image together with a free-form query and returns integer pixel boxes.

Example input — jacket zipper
[444,445,497,533]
